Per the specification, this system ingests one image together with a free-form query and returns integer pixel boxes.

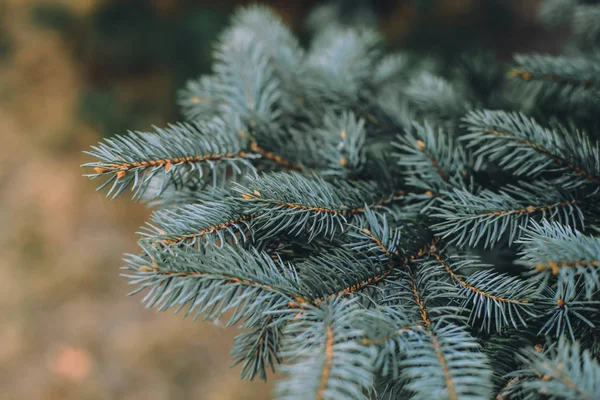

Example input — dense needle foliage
[83,2,600,399]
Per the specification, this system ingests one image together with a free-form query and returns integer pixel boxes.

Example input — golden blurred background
[0,1,552,399]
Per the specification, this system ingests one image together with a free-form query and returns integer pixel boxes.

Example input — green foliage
[463,110,600,186]
[517,220,600,299]
[83,118,257,200]
[276,299,376,400]
[399,321,493,400]
[539,0,600,47]
[509,338,600,400]
[509,55,600,112]
[83,2,600,399]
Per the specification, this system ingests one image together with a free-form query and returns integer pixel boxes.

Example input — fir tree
[83,2,600,399]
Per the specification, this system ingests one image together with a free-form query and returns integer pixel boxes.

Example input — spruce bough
[83,3,600,399]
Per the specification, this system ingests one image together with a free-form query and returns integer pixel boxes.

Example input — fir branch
[508,55,600,109]
[294,249,392,306]
[178,75,222,121]
[232,172,382,241]
[428,250,538,333]
[536,282,600,340]
[511,338,600,400]
[395,272,493,400]
[179,6,303,124]
[231,314,284,381]
[250,139,305,172]
[140,198,256,250]
[462,110,600,185]
[304,27,383,100]
[317,111,367,178]
[221,5,304,104]
[432,182,584,248]
[510,55,600,89]
[276,298,376,400]
[122,244,301,326]
[345,209,403,262]
[403,72,470,122]
[517,220,600,299]
[213,33,281,125]
[83,119,258,200]
[382,265,465,329]
[293,212,435,307]
[80,3,600,397]
[394,122,468,192]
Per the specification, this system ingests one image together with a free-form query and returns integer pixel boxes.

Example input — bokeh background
[0,1,559,399]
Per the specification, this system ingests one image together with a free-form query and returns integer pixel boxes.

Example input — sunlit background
[0,1,559,398]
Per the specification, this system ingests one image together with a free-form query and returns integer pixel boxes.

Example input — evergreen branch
[79,3,600,397]
[431,328,456,400]
[213,32,282,125]
[394,122,468,192]
[83,119,258,200]
[317,111,367,178]
[276,298,376,400]
[429,250,538,333]
[409,272,432,328]
[179,6,302,124]
[233,172,381,241]
[250,140,305,172]
[140,198,256,249]
[400,321,493,400]
[293,244,428,307]
[511,338,600,400]
[462,110,600,185]
[329,213,436,297]
[293,213,435,308]
[328,236,434,300]
[122,244,301,326]
[318,323,334,400]
[432,253,523,304]
[419,143,448,183]
[304,27,383,99]
[355,306,419,379]
[508,54,600,110]
[293,250,391,307]
[398,272,493,400]
[509,68,597,89]
[221,5,303,100]
[483,332,536,393]
[432,182,584,248]
[231,314,284,381]
[178,75,222,121]
[382,265,465,329]
[535,282,600,340]
[403,72,470,121]
[517,220,600,299]
[510,55,600,89]
[345,209,403,262]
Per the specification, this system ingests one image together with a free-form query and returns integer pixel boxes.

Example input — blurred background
[0,0,560,399]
